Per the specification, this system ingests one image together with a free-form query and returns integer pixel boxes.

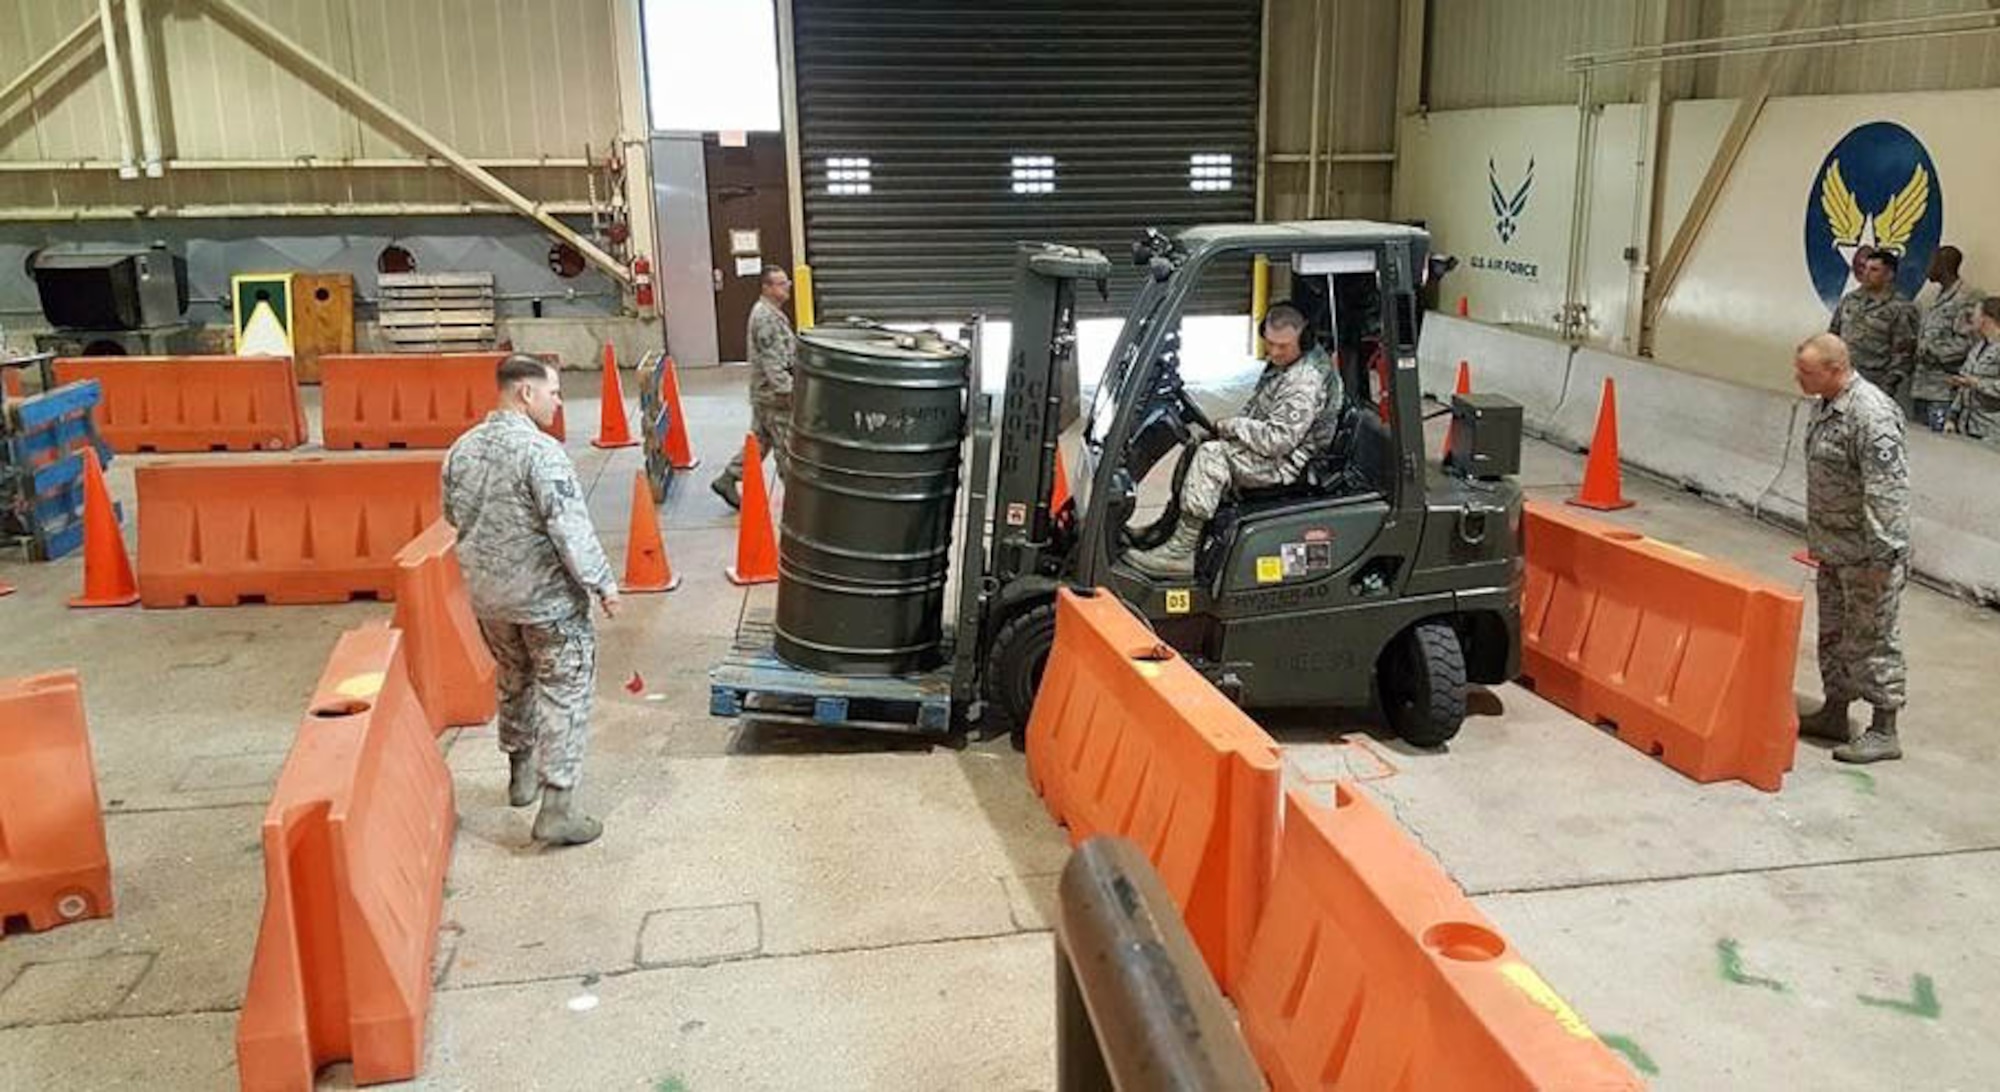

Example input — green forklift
[712,220,1524,750]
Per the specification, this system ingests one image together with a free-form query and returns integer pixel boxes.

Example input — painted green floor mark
[1858,974,1940,1019]
[1717,938,1787,992]
[1837,768,1878,795]
[1600,1034,1660,1076]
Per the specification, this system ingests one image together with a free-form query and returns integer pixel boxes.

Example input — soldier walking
[1829,250,1919,411]
[1793,334,1911,764]
[1912,245,1983,431]
[444,355,620,845]
[711,266,797,509]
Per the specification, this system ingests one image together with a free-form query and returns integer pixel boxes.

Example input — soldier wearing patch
[1912,245,1983,430]
[1793,334,1911,765]
[1946,295,2000,450]
[444,354,620,845]
[711,266,796,510]
[1128,304,1335,579]
[1829,250,1919,407]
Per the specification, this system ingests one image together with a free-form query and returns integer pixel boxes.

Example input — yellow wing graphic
[1873,162,1930,255]
[1820,161,1865,245]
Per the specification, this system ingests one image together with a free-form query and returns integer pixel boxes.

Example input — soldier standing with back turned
[1793,334,1911,764]
[711,266,796,509]
[444,355,620,845]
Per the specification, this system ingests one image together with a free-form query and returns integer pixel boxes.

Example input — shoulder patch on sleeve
[1869,431,1900,467]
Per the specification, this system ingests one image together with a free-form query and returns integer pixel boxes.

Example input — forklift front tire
[1378,620,1467,748]
[987,603,1058,752]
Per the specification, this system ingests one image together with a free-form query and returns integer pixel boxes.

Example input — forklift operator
[1127,303,1336,579]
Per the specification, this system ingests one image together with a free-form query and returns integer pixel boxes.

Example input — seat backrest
[1345,410,1392,494]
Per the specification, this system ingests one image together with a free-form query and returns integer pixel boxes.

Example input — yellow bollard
[793,263,816,330]
[1249,255,1270,358]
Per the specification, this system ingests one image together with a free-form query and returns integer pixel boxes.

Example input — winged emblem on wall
[1820,159,1930,277]
[1489,156,1534,244]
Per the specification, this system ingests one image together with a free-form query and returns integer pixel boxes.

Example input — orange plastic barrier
[135,454,443,608]
[391,520,497,733]
[52,355,305,453]
[1025,587,1280,992]
[1235,787,1642,1091]
[319,352,508,449]
[1519,500,1803,791]
[236,625,455,1091]
[0,670,114,934]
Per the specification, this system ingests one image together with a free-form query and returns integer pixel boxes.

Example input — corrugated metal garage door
[794,0,1260,322]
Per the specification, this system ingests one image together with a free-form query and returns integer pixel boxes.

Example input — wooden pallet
[708,617,954,734]
[378,272,496,349]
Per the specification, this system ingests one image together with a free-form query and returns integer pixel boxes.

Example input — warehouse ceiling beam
[0,10,107,122]
[200,0,631,285]
[122,0,165,176]
[1641,0,1809,344]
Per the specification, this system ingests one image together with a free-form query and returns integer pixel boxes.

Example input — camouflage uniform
[723,296,796,483]
[1805,376,1910,711]
[1182,346,1336,519]
[1911,280,1984,427]
[1950,337,2000,450]
[443,410,616,791]
[1829,288,1919,403]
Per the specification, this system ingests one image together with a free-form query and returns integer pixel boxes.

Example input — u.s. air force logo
[1804,121,1943,307]
[1489,156,1533,244]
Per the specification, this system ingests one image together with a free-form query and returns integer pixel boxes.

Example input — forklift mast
[986,243,1112,586]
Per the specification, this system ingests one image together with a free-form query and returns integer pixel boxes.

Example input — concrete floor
[2,364,1996,1090]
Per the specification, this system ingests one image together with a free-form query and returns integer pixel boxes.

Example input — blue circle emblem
[1803,121,1942,308]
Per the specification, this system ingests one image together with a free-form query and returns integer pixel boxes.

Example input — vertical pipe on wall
[96,0,139,180]
[1560,68,1595,342]
[1306,0,1326,217]
[1623,0,1671,355]
[1253,0,1272,222]
[122,0,164,177]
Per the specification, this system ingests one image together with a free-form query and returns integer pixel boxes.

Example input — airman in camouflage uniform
[1829,250,1919,407]
[711,267,796,509]
[1792,334,1911,764]
[1128,305,1335,579]
[444,355,619,845]
[1911,246,1983,430]
[1946,295,2000,450]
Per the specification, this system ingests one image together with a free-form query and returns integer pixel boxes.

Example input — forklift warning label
[1255,556,1283,583]
[1005,502,1028,526]
[1280,541,1334,578]
[1165,589,1191,614]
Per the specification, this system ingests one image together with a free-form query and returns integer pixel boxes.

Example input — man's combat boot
[1798,699,1854,743]
[507,750,538,807]
[1126,515,1204,579]
[1833,707,1902,764]
[532,788,604,846]
[710,473,742,510]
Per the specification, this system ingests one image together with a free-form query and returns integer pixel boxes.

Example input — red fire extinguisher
[632,255,655,313]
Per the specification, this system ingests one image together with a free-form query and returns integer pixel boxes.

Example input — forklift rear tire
[987,604,1058,752]
[1378,620,1467,748]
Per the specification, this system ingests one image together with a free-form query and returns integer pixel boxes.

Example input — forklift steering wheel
[1175,386,1216,437]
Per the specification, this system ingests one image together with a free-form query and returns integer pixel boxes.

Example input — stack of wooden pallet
[377,272,496,351]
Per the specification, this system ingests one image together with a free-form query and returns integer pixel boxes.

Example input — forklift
[712,220,1523,750]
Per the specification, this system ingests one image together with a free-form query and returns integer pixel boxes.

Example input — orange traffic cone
[68,446,140,608]
[1441,360,1472,462]
[592,342,638,449]
[660,358,700,470]
[726,434,779,586]
[1050,453,1071,514]
[621,470,680,593]
[1568,378,1634,511]
[1456,295,1469,317]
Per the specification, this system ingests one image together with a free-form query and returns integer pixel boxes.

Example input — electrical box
[1446,393,1522,480]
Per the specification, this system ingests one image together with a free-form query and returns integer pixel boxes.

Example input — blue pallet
[3,380,114,560]
[708,619,954,735]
